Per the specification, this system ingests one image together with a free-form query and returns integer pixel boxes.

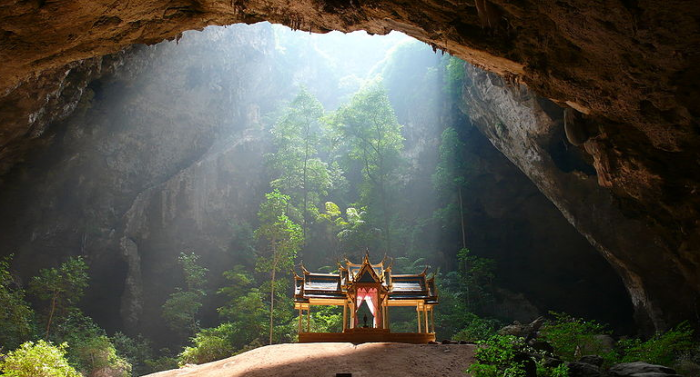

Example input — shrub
[540,312,615,363]
[453,313,499,342]
[0,255,36,350]
[111,332,153,376]
[0,340,81,377]
[72,335,130,377]
[619,322,695,366]
[468,335,525,377]
[468,335,568,377]
[178,324,236,365]
[144,349,178,373]
[51,312,131,376]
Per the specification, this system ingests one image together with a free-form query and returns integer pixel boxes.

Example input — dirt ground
[143,342,476,377]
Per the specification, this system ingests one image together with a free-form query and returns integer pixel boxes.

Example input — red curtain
[355,287,380,327]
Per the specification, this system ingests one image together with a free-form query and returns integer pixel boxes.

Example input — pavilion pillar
[382,305,387,329]
[417,307,422,333]
[384,305,391,330]
[342,301,348,331]
[307,306,311,332]
[375,295,382,329]
[424,307,429,334]
[298,308,302,333]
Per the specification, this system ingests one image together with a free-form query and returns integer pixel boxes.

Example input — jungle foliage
[0,256,147,377]
[469,315,698,377]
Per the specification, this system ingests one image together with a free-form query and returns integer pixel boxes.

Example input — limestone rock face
[1,1,698,176]
[0,50,132,177]
[0,25,279,337]
[459,64,699,332]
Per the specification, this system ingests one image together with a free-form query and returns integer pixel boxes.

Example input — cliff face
[459,126,633,330]
[0,24,279,337]
[460,65,699,332]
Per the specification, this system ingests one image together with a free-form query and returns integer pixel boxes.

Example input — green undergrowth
[468,313,698,377]
[0,340,81,377]
[468,335,568,377]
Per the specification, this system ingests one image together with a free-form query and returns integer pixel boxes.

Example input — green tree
[162,252,208,337]
[443,55,466,97]
[0,340,81,377]
[29,257,89,339]
[433,127,471,249]
[0,255,35,350]
[457,248,495,311]
[318,202,382,258]
[255,190,303,345]
[216,265,268,347]
[269,88,335,243]
[330,82,405,254]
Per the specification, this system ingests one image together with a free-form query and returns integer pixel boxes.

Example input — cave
[0,0,698,372]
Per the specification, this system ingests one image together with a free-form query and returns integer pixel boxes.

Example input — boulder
[528,339,554,354]
[608,362,681,377]
[673,359,700,377]
[497,317,545,338]
[579,355,604,368]
[567,361,602,377]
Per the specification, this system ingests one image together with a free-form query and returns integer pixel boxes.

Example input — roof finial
[380,253,388,265]
[421,265,429,276]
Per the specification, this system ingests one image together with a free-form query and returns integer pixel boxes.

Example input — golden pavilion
[293,252,438,343]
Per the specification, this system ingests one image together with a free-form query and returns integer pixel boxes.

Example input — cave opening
[0,21,636,373]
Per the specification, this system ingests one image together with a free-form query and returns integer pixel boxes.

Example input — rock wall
[460,126,633,330]
[459,64,699,333]
[0,24,279,337]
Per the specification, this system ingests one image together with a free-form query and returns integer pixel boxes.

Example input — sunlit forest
[1,22,697,377]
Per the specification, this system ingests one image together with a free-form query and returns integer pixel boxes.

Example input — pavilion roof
[294,253,438,304]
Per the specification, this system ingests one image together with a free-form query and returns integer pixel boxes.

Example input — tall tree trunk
[381,183,391,255]
[269,252,277,345]
[463,256,471,309]
[45,293,58,339]
[302,146,308,247]
[458,186,466,249]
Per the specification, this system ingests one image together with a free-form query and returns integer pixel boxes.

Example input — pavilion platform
[298,328,436,344]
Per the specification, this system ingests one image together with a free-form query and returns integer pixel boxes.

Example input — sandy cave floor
[143,342,476,377]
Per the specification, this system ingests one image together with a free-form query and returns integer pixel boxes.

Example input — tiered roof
[294,253,438,305]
